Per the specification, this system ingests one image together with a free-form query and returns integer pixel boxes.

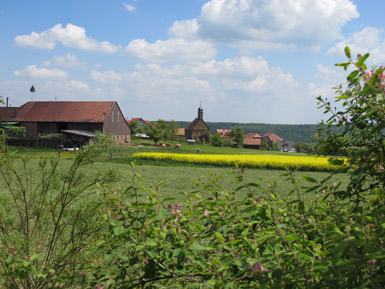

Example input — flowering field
[132,152,343,171]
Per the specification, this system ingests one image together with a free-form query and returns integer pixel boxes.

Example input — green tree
[128,120,139,136]
[147,127,164,146]
[261,140,268,150]
[169,120,179,141]
[228,127,245,148]
[211,132,224,147]
[271,140,280,151]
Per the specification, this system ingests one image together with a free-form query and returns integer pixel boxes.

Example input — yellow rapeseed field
[132,152,343,171]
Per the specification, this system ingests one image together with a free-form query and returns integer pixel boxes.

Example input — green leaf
[302,176,318,183]
[344,46,351,58]
[145,239,157,247]
[215,232,225,243]
[356,53,369,68]
[30,254,40,262]
[347,70,359,81]
[113,226,124,236]
[333,240,350,260]
[162,197,176,202]
[190,242,208,251]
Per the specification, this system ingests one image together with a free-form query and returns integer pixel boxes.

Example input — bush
[317,47,385,201]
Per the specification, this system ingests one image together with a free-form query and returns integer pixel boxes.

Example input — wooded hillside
[174,121,321,143]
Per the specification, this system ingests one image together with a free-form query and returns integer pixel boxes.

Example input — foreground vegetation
[1,48,385,288]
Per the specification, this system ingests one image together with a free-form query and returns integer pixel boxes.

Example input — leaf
[333,240,350,260]
[190,242,208,251]
[356,53,369,68]
[344,46,351,58]
[215,232,225,243]
[30,254,40,262]
[162,197,176,202]
[347,70,359,81]
[145,239,157,247]
[302,176,318,183]
[113,226,124,236]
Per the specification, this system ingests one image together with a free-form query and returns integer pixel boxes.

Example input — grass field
[4,139,349,202]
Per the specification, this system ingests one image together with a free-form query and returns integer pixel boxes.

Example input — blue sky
[1,0,384,124]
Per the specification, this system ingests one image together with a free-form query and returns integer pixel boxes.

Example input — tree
[147,127,163,146]
[261,140,268,150]
[228,127,245,148]
[169,120,179,142]
[212,132,224,147]
[128,120,139,136]
[271,141,280,151]
[317,46,385,201]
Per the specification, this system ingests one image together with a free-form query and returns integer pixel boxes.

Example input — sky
[1,0,384,124]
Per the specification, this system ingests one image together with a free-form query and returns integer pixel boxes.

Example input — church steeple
[198,103,203,119]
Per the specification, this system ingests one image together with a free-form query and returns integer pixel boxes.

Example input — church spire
[198,103,203,119]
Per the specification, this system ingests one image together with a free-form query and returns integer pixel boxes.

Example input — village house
[126,117,149,127]
[0,101,131,144]
[263,133,284,145]
[216,129,232,140]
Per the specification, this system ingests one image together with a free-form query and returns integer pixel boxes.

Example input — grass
[3,140,348,202]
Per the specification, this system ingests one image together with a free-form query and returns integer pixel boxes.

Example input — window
[117,112,120,122]
[112,111,114,122]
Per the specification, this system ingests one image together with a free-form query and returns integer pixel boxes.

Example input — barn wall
[103,103,131,143]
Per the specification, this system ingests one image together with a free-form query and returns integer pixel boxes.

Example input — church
[184,105,211,142]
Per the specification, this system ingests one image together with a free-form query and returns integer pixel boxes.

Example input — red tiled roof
[245,132,262,138]
[216,129,232,136]
[126,118,149,124]
[264,133,284,142]
[10,101,115,122]
[244,137,262,146]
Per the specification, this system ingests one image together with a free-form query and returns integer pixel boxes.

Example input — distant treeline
[174,121,322,143]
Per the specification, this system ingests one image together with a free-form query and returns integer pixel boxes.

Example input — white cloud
[308,64,346,101]
[328,27,382,55]
[90,69,126,83]
[90,56,299,107]
[15,23,120,53]
[14,65,69,80]
[44,53,85,68]
[123,3,135,12]
[168,19,199,40]
[328,27,385,65]
[169,0,359,50]
[124,38,216,63]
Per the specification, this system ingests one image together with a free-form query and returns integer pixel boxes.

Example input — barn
[1,101,131,144]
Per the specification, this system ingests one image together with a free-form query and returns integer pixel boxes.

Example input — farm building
[0,101,131,144]
[184,106,211,142]
[263,133,284,145]
[243,133,263,149]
